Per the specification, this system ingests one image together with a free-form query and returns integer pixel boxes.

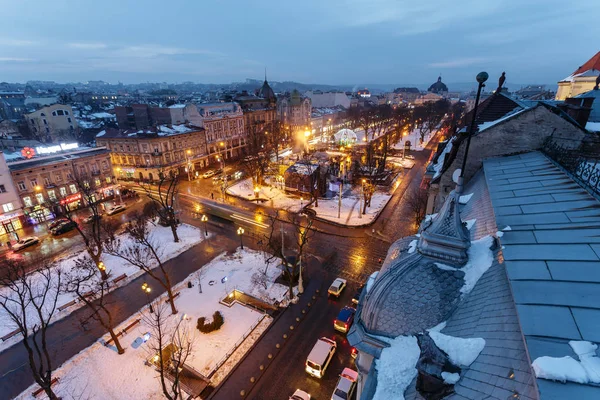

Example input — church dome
[360,246,464,338]
[428,76,448,93]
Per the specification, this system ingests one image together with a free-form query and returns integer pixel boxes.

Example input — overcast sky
[2,0,599,86]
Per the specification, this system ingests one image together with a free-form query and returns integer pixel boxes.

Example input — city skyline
[1,0,599,85]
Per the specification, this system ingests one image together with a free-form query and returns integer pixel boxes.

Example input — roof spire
[264,67,267,83]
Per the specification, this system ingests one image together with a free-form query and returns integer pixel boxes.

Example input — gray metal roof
[483,151,600,399]
[404,169,537,400]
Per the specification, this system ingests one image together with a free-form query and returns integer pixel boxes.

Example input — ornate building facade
[277,89,312,132]
[95,125,207,182]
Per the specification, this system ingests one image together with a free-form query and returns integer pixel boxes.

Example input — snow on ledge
[408,240,417,254]
[373,335,420,400]
[366,271,379,293]
[533,356,588,384]
[461,236,494,295]
[532,340,600,384]
[464,218,476,230]
[442,372,460,384]
[459,193,473,205]
[429,331,485,367]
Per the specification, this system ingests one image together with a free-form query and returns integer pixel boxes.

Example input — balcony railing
[542,138,600,198]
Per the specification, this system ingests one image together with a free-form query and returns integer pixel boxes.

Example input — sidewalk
[208,268,325,400]
[0,223,238,400]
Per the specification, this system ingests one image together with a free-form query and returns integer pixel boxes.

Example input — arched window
[40,113,46,117]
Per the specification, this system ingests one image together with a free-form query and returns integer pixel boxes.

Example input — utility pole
[338,181,342,219]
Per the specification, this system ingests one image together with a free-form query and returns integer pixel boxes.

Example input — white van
[305,337,337,378]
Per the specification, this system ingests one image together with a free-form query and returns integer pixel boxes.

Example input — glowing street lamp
[97,261,108,280]
[300,197,304,209]
[201,214,208,236]
[141,282,153,313]
[237,227,245,249]
[254,186,260,200]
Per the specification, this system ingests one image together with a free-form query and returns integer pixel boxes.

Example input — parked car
[82,213,103,224]
[289,389,311,400]
[305,337,337,378]
[350,347,358,359]
[352,284,364,306]
[48,218,69,230]
[202,170,216,179]
[328,278,347,297]
[51,220,77,235]
[405,154,415,160]
[334,306,356,333]
[106,204,126,215]
[12,236,40,252]
[331,368,358,400]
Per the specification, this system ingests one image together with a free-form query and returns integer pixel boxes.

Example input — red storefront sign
[60,193,82,205]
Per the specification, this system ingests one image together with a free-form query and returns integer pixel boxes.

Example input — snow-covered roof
[95,124,202,139]
[483,152,600,398]
[168,104,187,108]
[477,106,528,132]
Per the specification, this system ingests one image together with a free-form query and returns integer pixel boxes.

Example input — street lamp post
[458,71,489,193]
[201,214,208,236]
[237,227,245,249]
[300,197,303,210]
[98,261,108,281]
[304,129,310,153]
[186,149,193,181]
[298,254,304,294]
[142,282,153,313]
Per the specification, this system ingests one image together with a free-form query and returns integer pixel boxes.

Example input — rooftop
[6,147,110,171]
[483,152,600,398]
[96,124,203,139]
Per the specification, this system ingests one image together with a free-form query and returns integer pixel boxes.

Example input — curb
[204,298,290,400]
[206,287,322,400]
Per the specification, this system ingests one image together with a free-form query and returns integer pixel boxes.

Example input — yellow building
[556,51,600,100]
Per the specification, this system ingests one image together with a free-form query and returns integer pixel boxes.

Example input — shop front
[60,193,83,212]
[25,205,54,225]
[0,211,24,237]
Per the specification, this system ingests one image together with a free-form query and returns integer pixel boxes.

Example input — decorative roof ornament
[497,72,506,93]
[417,71,489,267]
[595,74,600,91]
[417,189,470,266]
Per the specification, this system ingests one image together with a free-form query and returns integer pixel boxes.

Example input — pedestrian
[211,192,214,200]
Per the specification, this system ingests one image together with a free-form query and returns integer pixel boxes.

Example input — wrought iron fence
[542,139,600,198]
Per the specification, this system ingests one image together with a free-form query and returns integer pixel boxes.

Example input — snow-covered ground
[311,189,392,226]
[386,156,416,169]
[226,178,302,212]
[0,223,204,352]
[393,128,436,152]
[16,248,287,399]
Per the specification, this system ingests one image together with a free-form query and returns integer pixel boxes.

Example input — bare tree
[262,211,315,300]
[105,212,178,314]
[362,181,376,214]
[241,120,273,187]
[0,259,61,400]
[406,186,429,225]
[64,255,125,354]
[139,169,180,243]
[143,302,194,400]
[49,172,118,280]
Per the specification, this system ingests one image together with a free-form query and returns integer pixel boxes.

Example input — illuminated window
[59,187,67,196]
[69,184,77,194]
[35,193,44,204]
[23,196,33,207]
[2,203,14,212]
[48,190,56,201]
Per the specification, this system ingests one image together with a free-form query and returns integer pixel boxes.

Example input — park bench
[32,377,59,397]
[112,273,127,285]
[58,299,77,312]
[105,318,141,346]
[1,328,20,342]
